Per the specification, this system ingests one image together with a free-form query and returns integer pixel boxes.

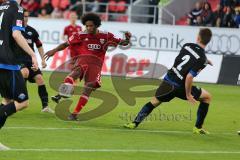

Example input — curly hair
[81,13,101,28]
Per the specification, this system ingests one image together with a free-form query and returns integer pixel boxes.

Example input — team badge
[27,32,32,36]
[100,38,105,44]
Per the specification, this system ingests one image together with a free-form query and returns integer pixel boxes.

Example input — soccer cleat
[41,107,55,114]
[68,113,78,121]
[51,95,61,104]
[123,122,137,129]
[193,127,210,135]
[59,83,74,98]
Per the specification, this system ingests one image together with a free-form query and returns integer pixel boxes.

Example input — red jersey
[63,24,82,38]
[63,25,82,58]
[68,30,123,65]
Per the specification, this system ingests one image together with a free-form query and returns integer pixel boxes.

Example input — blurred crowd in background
[187,0,240,28]
[22,0,240,28]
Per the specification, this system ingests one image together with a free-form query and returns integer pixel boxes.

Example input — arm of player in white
[12,30,38,70]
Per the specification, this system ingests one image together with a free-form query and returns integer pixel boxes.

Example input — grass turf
[0,72,240,160]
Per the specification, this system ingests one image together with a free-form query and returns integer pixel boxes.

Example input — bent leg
[195,88,212,129]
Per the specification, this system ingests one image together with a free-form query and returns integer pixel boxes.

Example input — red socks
[73,95,89,114]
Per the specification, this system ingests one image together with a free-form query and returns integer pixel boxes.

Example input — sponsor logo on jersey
[88,44,101,50]
[18,93,26,100]
[16,20,23,27]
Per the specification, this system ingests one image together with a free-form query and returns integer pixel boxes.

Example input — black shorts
[20,63,42,83]
[0,69,28,103]
[155,80,202,102]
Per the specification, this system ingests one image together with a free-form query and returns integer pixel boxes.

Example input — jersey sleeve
[68,33,81,45]
[32,29,42,48]
[12,6,25,32]
[107,32,122,46]
[189,58,207,77]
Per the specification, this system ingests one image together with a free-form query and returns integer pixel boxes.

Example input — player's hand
[125,32,131,40]
[207,59,213,66]
[31,56,39,71]
[186,94,197,105]
[42,61,47,69]
[44,50,56,61]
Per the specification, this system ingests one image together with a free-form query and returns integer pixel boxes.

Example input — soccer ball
[238,131,240,135]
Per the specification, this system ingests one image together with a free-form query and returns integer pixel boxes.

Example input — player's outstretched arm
[44,42,69,61]
[185,73,197,105]
[12,30,38,70]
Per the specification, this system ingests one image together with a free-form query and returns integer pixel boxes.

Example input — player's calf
[14,100,29,111]
[195,88,211,130]
[35,74,49,109]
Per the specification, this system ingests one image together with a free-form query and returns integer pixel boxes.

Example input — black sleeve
[11,5,25,32]
[189,58,207,77]
[32,28,42,48]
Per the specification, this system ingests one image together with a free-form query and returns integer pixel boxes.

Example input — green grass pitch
[0,71,240,160]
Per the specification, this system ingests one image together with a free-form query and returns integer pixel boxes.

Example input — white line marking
[4,127,235,135]
[0,143,10,151]
[2,148,240,154]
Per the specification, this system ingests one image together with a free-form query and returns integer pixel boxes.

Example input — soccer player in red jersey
[62,12,82,59]
[44,13,131,120]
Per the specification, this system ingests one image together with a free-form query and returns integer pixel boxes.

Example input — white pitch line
[0,143,10,151]
[4,126,236,135]
[2,148,240,154]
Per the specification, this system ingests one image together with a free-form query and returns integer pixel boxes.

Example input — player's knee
[201,90,212,104]
[151,97,161,107]
[14,100,29,111]
[205,92,212,103]
[85,81,101,90]
[21,68,29,78]
[35,74,44,85]
[69,68,81,80]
